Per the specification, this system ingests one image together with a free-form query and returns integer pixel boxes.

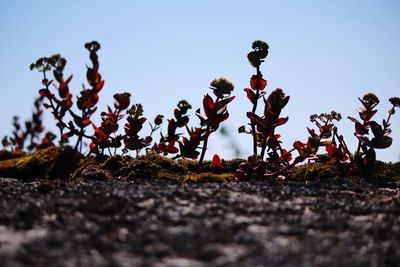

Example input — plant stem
[264,155,301,178]
[42,71,73,146]
[260,142,266,160]
[199,126,211,164]
[74,110,86,152]
[250,66,262,158]
[383,108,394,133]
[334,131,352,160]
[355,119,368,156]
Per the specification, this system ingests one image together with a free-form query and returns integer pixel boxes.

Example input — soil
[1,148,400,266]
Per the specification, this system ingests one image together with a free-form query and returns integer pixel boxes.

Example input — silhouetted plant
[3,40,400,180]
[237,41,291,179]
[31,54,72,146]
[237,41,400,179]
[243,40,269,157]
[123,103,152,156]
[153,100,192,155]
[195,78,235,163]
[348,94,400,173]
[2,96,55,152]
[153,78,235,164]
[89,92,131,155]
[148,115,164,141]
[31,41,104,152]
[294,111,344,162]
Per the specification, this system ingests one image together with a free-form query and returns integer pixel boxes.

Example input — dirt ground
[1,174,399,267]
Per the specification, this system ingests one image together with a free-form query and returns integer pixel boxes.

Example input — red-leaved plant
[194,78,235,163]
[347,94,400,173]
[30,41,104,152]
[236,41,291,179]
[123,103,153,156]
[293,111,345,163]
[89,92,131,155]
[2,96,56,152]
[153,100,192,156]
[4,40,400,180]
[152,78,235,165]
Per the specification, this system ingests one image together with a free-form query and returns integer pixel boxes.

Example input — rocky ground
[0,175,399,267]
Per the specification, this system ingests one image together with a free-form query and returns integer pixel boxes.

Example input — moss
[0,146,81,180]
[125,153,189,181]
[96,154,241,181]
[185,172,236,182]
[179,158,242,174]
[69,153,239,182]
[70,157,99,181]
[71,153,190,181]
[0,150,25,161]
[2,145,399,183]
[287,163,342,181]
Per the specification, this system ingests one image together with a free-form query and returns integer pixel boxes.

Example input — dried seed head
[389,97,400,108]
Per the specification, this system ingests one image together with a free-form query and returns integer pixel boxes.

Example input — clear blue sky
[1,0,399,161]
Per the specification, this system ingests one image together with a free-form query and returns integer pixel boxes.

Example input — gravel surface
[0,177,399,267]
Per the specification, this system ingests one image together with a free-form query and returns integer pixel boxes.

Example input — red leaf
[89,142,97,152]
[167,141,179,153]
[96,73,102,84]
[59,82,69,98]
[306,127,316,138]
[212,154,224,168]
[96,80,105,92]
[158,143,167,152]
[326,144,336,154]
[244,88,256,104]
[234,169,247,180]
[140,117,147,124]
[280,149,292,162]
[217,95,235,106]
[65,75,73,84]
[86,68,95,85]
[203,94,215,118]
[61,134,69,141]
[293,141,309,159]
[348,116,360,124]
[82,119,91,126]
[274,117,289,126]
[358,109,377,121]
[247,112,265,128]
[355,122,368,135]
[145,136,153,144]
[43,103,51,109]
[39,89,49,97]
[250,75,267,91]
[64,94,73,109]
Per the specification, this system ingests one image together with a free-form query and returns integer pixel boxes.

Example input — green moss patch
[0,146,81,180]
